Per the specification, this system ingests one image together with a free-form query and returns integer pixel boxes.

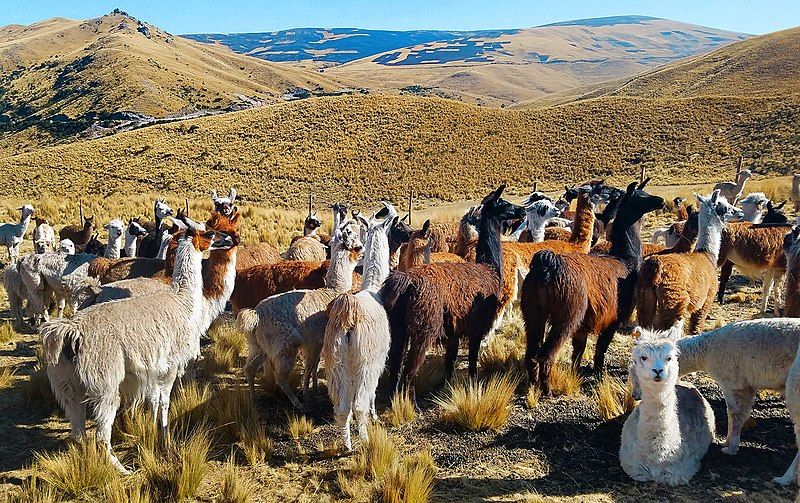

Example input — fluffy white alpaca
[59,239,75,255]
[103,219,125,259]
[511,199,561,242]
[739,192,769,223]
[620,321,715,486]
[629,318,800,466]
[211,188,237,217]
[0,204,34,262]
[123,218,147,258]
[18,251,96,323]
[324,205,397,450]
[33,218,55,254]
[3,262,28,325]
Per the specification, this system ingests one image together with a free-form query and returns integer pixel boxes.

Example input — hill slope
[0,93,796,207]
[0,10,340,154]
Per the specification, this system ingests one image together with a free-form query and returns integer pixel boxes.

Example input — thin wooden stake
[307,193,313,217]
[640,164,646,183]
[185,198,189,215]
[407,190,414,226]
[533,181,538,193]
[735,156,743,179]
[79,201,84,223]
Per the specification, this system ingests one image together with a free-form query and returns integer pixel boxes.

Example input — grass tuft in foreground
[434,374,517,431]
[547,363,584,397]
[386,388,417,428]
[34,438,118,499]
[594,372,635,420]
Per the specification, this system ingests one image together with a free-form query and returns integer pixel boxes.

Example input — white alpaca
[3,262,28,325]
[18,251,96,323]
[620,321,715,486]
[629,319,800,469]
[0,204,34,262]
[511,199,561,242]
[714,169,752,204]
[123,218,147,258]
[59,239,75,255]
[103,219,125,259]
[739,192,769,223]
[39,219,232,473]
[324,205,397,450]
[239,222,363,410]
[33,218,56,254]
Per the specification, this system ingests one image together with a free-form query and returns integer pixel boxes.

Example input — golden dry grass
[23,352,56,409]
[220,459,255,503]
[548,364,584,397]
[287,413,316,440]
[33,438,118,499]
[0,366,15,390]
[139,430,210,502]
[434,374,517,431]
[526,387,542,410]
[238,424,273,466]
[594,373,635,421]
[479,316,526,378]
[203,324,247,375]
[380,449,437,503]
[386,389,417,428]
[0,322,17,344]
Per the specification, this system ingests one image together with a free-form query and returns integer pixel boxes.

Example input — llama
[231,260,330,312]
[512,199,562,242]
[427,221,460,254]
[0,204,34,262]
[33,217,55,254]
[238,222,364,409]
[211,187,237,217]
[59,239,75,255]
[784,226,800,317]
[453,206,480,260]
[122,218,148,257]
[103,219,125,259]
[714,169,752,204]
[388,214,414,269]
[284,235,327,262]
[635,190,743,333]
[40,218,233,473]
[777,331,800,486]
[652,206,700,255]
[620,322,715,486]
[324,207,397,450]
[236,243,282,270]
[3,262,28,325]
[381,185,525,404]
[628,319,800,464]
[59,214,94,248]
[739,192,769,224]
[397,219,464,271]
[138,198,174,258]
[521,180,664,394]
[87,256,166,285]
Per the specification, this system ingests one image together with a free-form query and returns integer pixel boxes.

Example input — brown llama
[381,185,525,404]
[428,221,460,253]
[59,215,94,247]
[236,243,281,270]
[398,219,464,271]
[635,191,743,334]
[783,227,800,317]
[453,206,480,260]
[521,180,664,395]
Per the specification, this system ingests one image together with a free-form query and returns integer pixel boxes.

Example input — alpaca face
[525,200,560,228]
[127,218,148,237]
[305,212,322,231]
[154,199,174,220]
[17,204,35,219]
[211,188,237,217]
[739,193,768,222]
[630,322,682,390]
[104,219,125,242]
[59,239,75,255]
[696,190,744,223]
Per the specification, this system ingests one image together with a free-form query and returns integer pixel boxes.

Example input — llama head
[738,192,769,222]
[390,215,414,249]
[481,185,525,223]
[207,209,241,236]
[34,216,49,226]
[737,169,753,182]
[764,200,789,224]
[673,196,684,210]
[17,204,35,219]
[613,179,664,229]
[59,239,75,255]
[334,219,364,255]
[84,232,105,255]
[154,198,174,220]
[695,189,744,224]
[577,188,597,212]
[629,320,683,394]
[331,202,350,221]
[103,219,125,243]
[127,217,148,238]
[83,215,95,229]
[178,213,232,253]
[523,190,552,206]
[304,211,322,232]
[525,199,560,229]
[211,188,237,216]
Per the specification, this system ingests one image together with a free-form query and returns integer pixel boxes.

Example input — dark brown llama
[59,215,94,247]
[381,185,525,404]
[521,180,664,395]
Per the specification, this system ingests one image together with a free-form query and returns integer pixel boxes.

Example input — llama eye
[667,356,672,361]
[640,356,647,361]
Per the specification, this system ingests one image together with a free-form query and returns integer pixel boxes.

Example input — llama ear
[421,219,431,237]
[401,213,410,222]
[777,199,788,210]
[211,190,218,201]
[625,182,637,196]
[228,188,236,202]
[667,320,684,342]
[694,193,706,205]
[481,187,500,205]
[631,326,643,339]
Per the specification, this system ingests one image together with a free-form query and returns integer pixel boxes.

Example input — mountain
[185,16,748,106]
[0,10,341,154]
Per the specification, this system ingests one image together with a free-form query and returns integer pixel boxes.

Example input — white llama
[0,204,34,262]
[620,321,715,486]
[103,219,125,259]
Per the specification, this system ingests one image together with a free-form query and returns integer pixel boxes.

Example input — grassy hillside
[0,11,340,154]
[0,93,797,208]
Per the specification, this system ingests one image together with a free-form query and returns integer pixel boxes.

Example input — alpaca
[231,260,332,312]
[138,198,174,258]
[397,219,464,271]
[0,204,34,262]
[122,218,148,257]
[513,199,562,242]
[238,222,364,409]
[290,211,331,247]
[388,215,413,269]
[3,262,28,325]
[381,185,525,404]
[784,226,800,317]
[739,192,769,224]
[103,219,125,259]
[324,207,397,450]
[18,251,97,324]
[620,322,715,486]
[58,214,94,248]
[87,256,166,285]
[33,217,55,254]
[59,239,75,255]
[628,318,800,463]
[284,236,327,262]
[236,242,282,270]
[714,169,752,204]
[211,187,236,217]
[777,332,800,486]
[40,219,233,473]
[635,190,743,333]
[652,206,700,255]
[521,180,664,394]
[428,220,460,253]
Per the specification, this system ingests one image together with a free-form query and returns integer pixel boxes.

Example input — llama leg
[274,353,304,411]
[523,311,546,390]
[334,380,354,451]
[159,375,177,438]
[47,360,87,439]
[717,260,734,304]
[244,352,265,396]
[721,386,756,455]
[773,273,784,316]
[94,392,128,474]
[443,326,459,383]
[353,372,373,444]
[401,337,429,409]
[761,272,775,314]
[466,315,493,379]
[536,325,573,397]
[688,295,714,334]
[570,331,588,369]
[593,323,619,373]
[774,451,800,486]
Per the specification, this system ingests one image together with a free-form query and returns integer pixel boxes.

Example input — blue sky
[3,1,799,35]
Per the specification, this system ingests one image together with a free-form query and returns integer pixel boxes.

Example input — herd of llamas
[4,173,800,490]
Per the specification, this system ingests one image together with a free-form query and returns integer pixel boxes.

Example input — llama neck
[736,177,747,193]
[694,211,724,264]
[569,200,595,249]
[676,334,707,376]
[360,232,390,293]
[636,382,681,461]
[325,248,356,292]
[475,212,503,278]
[124,232,138,257]
[202,247,238,307]
[17,213,31,237]
[525,215,548,242]
[105,235,122,259]
[608,211,643,267]
[171,239,204,300]
[744,208,764,224]
[156,233,172,260]
[305,226,318,237]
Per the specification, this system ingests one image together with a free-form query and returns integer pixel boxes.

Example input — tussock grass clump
[24,355,56,409]
[415,355,446,397]
[386,389,417,428]
[479,319,525,378]
[101,478,152,503]
[204,345,238,375]
[0,365,15,389]
[434,374,517,431]
[594,373,635,420]
[10,474,59,503]
[114,406,159,453]
[381,449,436,503]
[220,459,255,503]
[287,413,315,440]
[0,321,17,343]
[139,430,210,502]
[526,387,542,410]
[210,383,261,444]
[34,438,118,498]
[239,423,273,466]
[204,324,247,375]
[548,364,584,397]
